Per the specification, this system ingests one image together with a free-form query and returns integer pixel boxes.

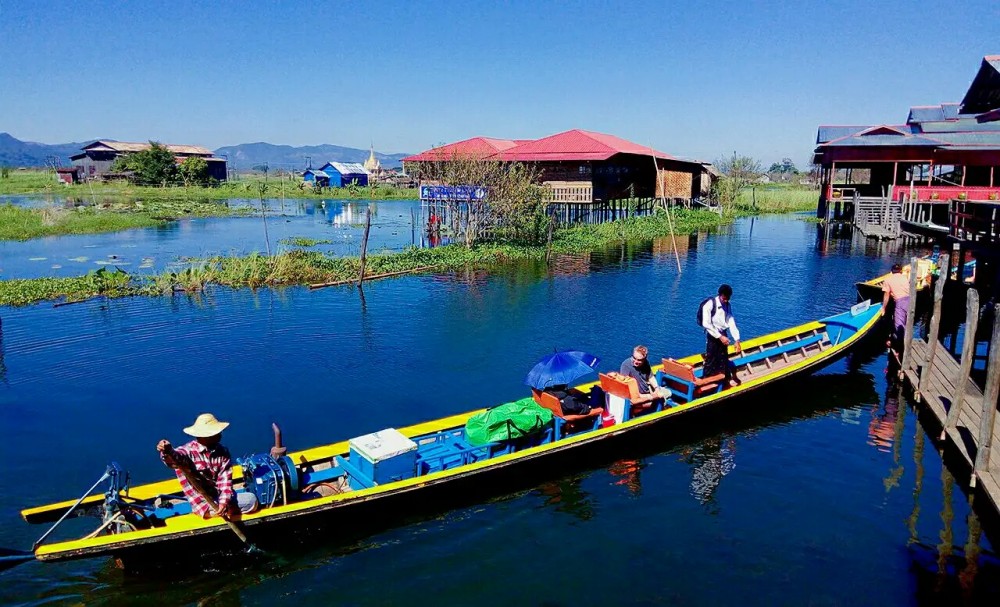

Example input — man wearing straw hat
[156,413,258,519]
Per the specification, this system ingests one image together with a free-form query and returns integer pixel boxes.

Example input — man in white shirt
[700,284,742,387]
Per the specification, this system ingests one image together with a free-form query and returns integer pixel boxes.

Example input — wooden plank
[900,262,921,376]
[945,289,982,439]
[973,304,1000,488]
[918,255,950,398]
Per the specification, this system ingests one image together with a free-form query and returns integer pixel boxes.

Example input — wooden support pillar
[971,304,1000,488]
[917,254,950,400]
[943,288,980,440]
[899,256,922,378]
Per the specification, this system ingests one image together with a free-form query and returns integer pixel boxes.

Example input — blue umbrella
[524,350,601,390]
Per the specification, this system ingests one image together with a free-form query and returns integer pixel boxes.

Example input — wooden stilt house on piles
[403,129,716,224]
[814,55,1000,291]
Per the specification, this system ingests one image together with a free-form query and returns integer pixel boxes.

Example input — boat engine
[237,454,299,508]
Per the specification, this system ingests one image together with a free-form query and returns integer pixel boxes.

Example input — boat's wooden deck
[733,327,829,382]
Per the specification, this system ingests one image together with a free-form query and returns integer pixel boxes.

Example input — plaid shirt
[161,440,234,519]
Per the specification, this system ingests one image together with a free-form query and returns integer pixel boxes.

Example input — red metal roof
[402,137,519,162]
[404,130,682,164]
[499,129,674,162]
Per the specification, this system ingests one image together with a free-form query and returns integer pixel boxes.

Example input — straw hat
[183,413,230,438]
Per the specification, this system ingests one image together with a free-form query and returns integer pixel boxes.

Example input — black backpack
[696,297,718,327]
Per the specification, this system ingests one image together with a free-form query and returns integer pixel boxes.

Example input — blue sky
[1,1,997,167]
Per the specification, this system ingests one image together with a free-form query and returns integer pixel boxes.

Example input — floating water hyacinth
[69,256,88,262]
[29,257,46,261]
[51,264,62,269]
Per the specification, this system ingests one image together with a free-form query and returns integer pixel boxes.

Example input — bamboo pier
[899,254,1000,513]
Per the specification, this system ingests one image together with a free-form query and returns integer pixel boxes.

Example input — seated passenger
[543,384,595,416]
[619,345,672,404]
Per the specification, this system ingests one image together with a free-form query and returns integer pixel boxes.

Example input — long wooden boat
[9,301,883,571]
[856,257,933,303]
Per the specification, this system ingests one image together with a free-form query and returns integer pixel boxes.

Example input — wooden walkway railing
[899,254,1000,513]
[854,194,903,239]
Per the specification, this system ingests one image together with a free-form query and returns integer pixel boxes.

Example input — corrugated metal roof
[960,55,1000,114]
[403,131,700,165]
[908,105,947,123]
[402,137,519,162]
[327,162,369,175]
[917,116,1000,132]
[823,133,942,147]
[498,129,674,162]
[303,170,329,178]
[816,125,870,143]
[942,103,960,120]
[81,140,214,155]
[919,131,1000,145]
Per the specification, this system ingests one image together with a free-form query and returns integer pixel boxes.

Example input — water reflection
[683,435,736,513]
[868,387,901,452]
[0,318,7,385]
[607,458,643,496]
[0,198,425,280]
[535,476,594,521]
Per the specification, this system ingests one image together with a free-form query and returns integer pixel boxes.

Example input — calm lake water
[1,215,998,606]
[0,197,437,279]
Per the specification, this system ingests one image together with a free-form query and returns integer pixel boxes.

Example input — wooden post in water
[899,256,922,379]
[545,209,556,263]
[357,206,372,288]
[917,254,949,400]
[941,288,980,441]
[971,304,1000,488]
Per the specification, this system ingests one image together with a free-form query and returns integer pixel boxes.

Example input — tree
[409,151,545,247]
[112,142,179,186]
[713,152,763,209]
[178,156,209,186]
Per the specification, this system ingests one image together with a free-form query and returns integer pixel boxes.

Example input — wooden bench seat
[731,333,825,368]
[531,388,602,438]
[658,358,725,403]
[598,372,662,421]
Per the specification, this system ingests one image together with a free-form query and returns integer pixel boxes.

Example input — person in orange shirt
[881,264,910,346]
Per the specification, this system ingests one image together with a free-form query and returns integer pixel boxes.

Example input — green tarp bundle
[465,397,554,446]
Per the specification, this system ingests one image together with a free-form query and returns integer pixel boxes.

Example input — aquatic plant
[279,237,334,247]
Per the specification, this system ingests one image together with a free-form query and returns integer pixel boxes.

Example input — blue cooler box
[348,428,418,485]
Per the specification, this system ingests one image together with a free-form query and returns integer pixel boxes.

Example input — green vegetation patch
[279,236,334,247]
[732,186,817,215]
[0,204,165,240]
[0,169,417,200]
[0,201,248,241]
[0,209,723,307]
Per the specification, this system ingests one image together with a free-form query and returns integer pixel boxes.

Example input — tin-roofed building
[69,140,227,181]
[814,55,1000,211]
[403,129,715,222]
[317,162,370,187]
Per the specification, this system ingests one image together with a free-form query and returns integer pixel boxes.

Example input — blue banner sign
[420,185,487,201]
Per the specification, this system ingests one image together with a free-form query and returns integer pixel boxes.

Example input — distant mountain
[0,133,95,167]
[213,142,410,171]
[0,133,411,170]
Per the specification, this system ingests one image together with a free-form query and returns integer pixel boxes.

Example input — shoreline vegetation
[0,167,820,307]
[0,203,817,308]
[0,211,714,306]
[0,169,418,201]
